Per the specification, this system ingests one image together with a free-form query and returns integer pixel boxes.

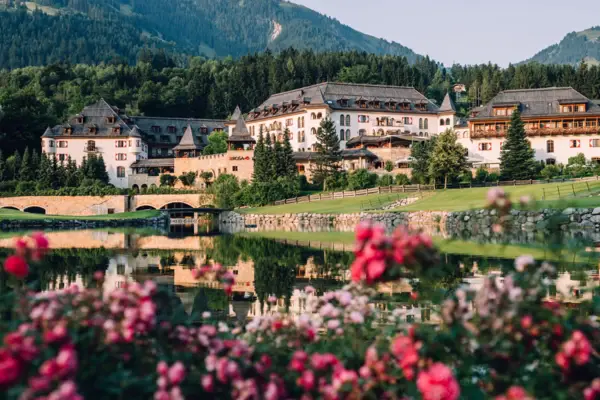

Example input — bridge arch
[1,206,20,211]
[160,202,194,218]
[136,205,157,211]
[23,206,46,215]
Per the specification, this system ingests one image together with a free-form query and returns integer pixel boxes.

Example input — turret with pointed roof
[227,115,255,150]
[173,124,204,157]
[439,92,456,114]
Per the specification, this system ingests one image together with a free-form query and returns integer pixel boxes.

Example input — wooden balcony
[471,127,600,139]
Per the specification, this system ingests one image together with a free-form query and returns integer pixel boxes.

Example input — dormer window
[561,104,586,113]
[63,127,72,135]
[112,126,121,135]
[339,99,349,107]
[107,116,116,124]
[200,127,209,134]
[167,126,177,133]
[76,115,84,124]
[151,126,161,133]
[88,126,97,134]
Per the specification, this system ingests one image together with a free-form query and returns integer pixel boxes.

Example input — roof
[173,125,204,151]
[230,106,242,122]
[129,126,142,138]
[130,158,175,168]
[131,116,225,146]
[471,87,600,120]
[346,134,428,148]
[293,149,378,161]
[228,115,255,143]
[439,92,456,113]
[42,127,54,138]
[248,82,440,122]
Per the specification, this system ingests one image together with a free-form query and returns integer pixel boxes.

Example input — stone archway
[23,206,46,215]
[160,202,194,218]
[1,206,20,211]
[132,184,140,193]
[136,205,157,211]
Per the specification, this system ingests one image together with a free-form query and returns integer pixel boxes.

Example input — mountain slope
[525,27,600,65]
[0,0,422,69]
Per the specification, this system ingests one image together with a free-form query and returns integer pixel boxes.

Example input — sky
[293,0,600,66]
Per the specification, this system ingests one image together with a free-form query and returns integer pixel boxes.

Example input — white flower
[515,255,535,272]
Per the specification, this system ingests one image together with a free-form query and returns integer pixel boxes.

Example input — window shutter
[115,154,118,161]
[489,143,492,151]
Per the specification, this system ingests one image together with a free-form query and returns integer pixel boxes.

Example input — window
[478,143,492,151]
[311,128,317,136]
[151,126,161,133]
[200,127,209,134]
[311,113,316,120]
[424,118,428,130]
[86,140,96,151]
[345,115,351,126]
[346,129,351,141]
[58,141,68,148]
[570,139,581,148]
[403,117,411,125]
[167,126,177,133]
[107,116,116,124]
[358,115,369,123]
[115,140,127,148]
[462,132,468,138]
[232,166,238,172]
[160,135,170,143]
[316,112,323,119]
[495,108,507,116]
[117,166,125,178]
[440,119,445,126]
[359,129,366,136]
[115,154,127,161]
[590,139,600,147]
[419,118,423,129]
[586,120,597,127]
[58,154,66,162]
[546,158,556,165]
[546,140,554,153]
[128,140,132,147]
[446,118,451,126]
[48,140,55,148]
[340,115,345,126]
[340,129,345,141]
[286,118,293,127]
[297,117,302,128]
[136,140,140,147]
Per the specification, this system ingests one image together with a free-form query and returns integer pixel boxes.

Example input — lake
[0,228,598,325]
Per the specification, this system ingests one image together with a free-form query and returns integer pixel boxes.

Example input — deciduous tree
[429,129,468,189]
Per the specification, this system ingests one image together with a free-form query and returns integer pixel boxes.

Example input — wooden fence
[270,175,600,206]
[273,185,435,206]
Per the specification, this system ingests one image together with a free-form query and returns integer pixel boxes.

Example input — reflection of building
[462,87,600,168]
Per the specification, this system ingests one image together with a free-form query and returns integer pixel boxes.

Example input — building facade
[243,82,452,153]
[41,100,227,188]
[460,87,600,168]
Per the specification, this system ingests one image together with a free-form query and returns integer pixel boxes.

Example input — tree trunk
[444,174,448,189]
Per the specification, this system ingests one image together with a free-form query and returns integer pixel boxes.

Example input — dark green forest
[3,48,600,155]
[0,0,419,69]
[526,27,600,65]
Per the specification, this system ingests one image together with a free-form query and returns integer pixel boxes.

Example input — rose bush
[0,190,599,399]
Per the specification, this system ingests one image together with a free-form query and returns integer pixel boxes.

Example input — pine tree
[500,109,537,180]
[18,147,34,181]
[311,118,342,188]
[264,131,275,181]
[272,136,284,177]
[38,153,52,189]
[252,128,268,182]
[11,150,21,181]
[281,128,297,179]
[65,156,80,187]
[96,155,110,184]
[31,149,39,178]
[428,129,468,189]
[0,150,5,182]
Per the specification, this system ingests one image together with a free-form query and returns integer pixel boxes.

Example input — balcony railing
[471,126,600,139]
[84,145,100,153]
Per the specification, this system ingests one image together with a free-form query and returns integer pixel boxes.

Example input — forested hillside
[3,49,600,156]
[0,0,420,69]
[526,27,600,65]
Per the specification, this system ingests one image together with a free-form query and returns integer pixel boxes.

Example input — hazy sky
[293,0,600,66]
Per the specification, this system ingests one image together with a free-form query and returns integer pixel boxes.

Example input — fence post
[586,182,591,192]
[402,185,405,193]
[530,179,533,185]
[571,184,576,196]
[295,197,298,203]
[513,180,516,186]
[542,188,545,200]
[557,185,561,199]
[319,194,321,201]
[378,186,381,194]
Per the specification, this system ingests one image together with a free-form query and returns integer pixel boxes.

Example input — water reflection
[0,230,597,325]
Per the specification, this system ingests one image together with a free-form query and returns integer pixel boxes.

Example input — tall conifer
[500,109,537,180]
[253,128,268,182]
[311,118,342,187]
[264,131,275,181]
[18,147,34,181]
[282,128,297,179]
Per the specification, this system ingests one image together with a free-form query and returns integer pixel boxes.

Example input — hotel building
[461,87,600,168]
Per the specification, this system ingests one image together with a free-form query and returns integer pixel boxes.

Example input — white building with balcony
[241,82,453,153]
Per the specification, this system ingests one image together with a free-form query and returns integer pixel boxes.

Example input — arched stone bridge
[0,194,215,216]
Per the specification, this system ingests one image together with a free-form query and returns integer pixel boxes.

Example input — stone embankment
[0,215,168,231]
[220,207,600,240]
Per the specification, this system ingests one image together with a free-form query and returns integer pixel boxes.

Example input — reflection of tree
[190,288,228,322]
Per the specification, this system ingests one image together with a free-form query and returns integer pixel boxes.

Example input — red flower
[4,255,29,279]
[0,350,21,388]
[417,363,460,400]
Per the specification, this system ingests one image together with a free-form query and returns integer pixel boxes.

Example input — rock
[563,208,576,215]
[593,208,600,215]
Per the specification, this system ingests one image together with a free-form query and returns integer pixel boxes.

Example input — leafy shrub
[540,164,562,180]
[378,174,394,187]
[346,169,377,190]
[487,172,499,182]
[178,171,197,187]
[323,172,347,192]
[474,167,489,183]
[384,160,394,172]
[394,173,411,185]
[160,174,178,187]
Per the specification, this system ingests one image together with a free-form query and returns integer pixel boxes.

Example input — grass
[0,209,162,221]
[397,181,600,212]
[241,231,599,264]
[239,193,410,215]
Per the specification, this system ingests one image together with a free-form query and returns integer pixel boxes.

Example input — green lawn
[238,193,411,215]
[241,231,598,264]
[0,209,162,221]
[397,181,600,212]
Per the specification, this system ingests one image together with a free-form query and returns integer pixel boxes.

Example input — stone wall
[220,207,600,241]
[131,193,213,210]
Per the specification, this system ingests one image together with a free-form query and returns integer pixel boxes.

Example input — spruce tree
[96,155,110,184]
[282,128,297,179]
[65,156,80,187]
[38,153,52,189]
[500,109,537,180]
[18,147,34,181]
[0,150,5,182]
[11,150,21,181]
[252,128,268,182]
[311,118,342,187]
[264,131,275,181]
[272,136,284,178]
[31,149,39,178]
